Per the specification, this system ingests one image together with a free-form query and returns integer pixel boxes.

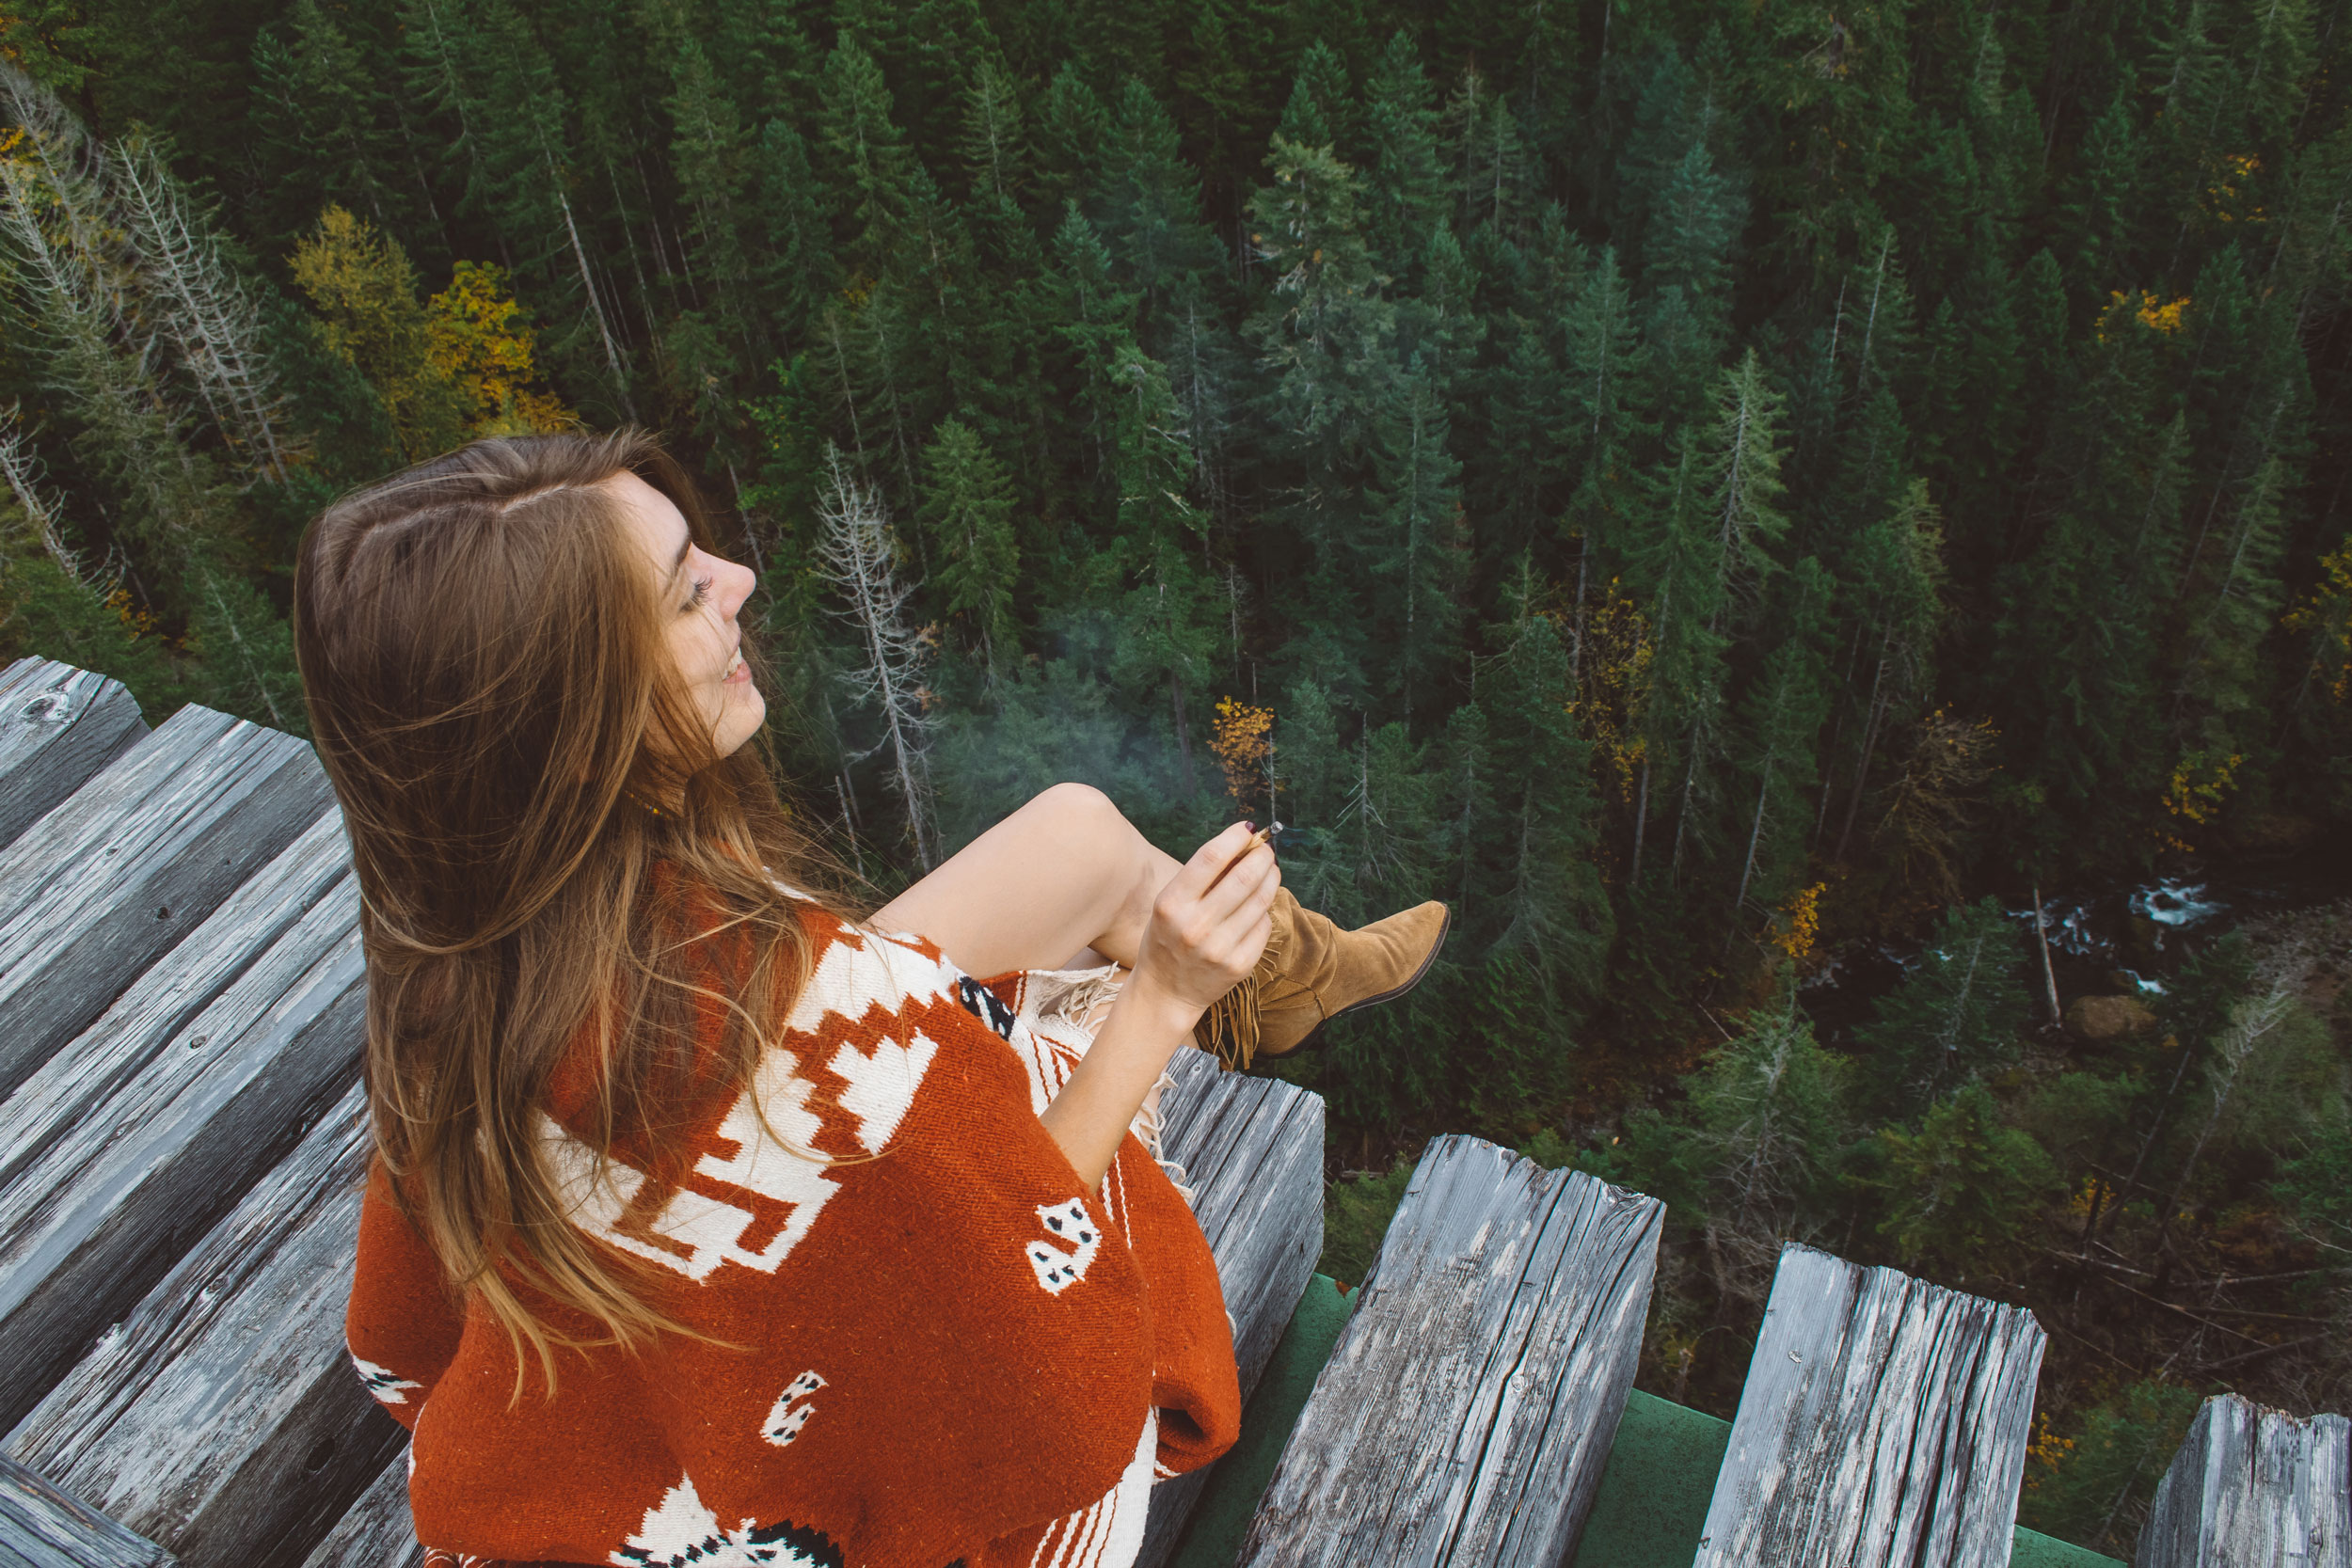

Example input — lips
[723,647,749,684]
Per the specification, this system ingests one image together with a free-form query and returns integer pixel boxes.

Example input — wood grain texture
[0,1454,172,1568]
[8,1080,405,1568]
[0,876,364,1431]
[0,702,334,1101]
[2134,1394,2350,1568]
[0,660,147,854]
[1135,1049,1326,1568]
[297,1453,421,1568]
[1238,1135,1663,1568]
[1694,1243,2046,1568]
[0,813,351,1196]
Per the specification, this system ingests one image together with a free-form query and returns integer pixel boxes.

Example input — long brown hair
[295,429,836,1392]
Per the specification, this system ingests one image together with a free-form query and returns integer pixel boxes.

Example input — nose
[720,556,756,620]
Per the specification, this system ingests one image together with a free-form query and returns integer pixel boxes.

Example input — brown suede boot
[1193,890,1451,1070]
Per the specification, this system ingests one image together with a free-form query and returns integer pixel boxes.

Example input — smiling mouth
[723,648,749,683]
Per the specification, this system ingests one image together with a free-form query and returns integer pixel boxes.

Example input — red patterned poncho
[344,897,1241,1568]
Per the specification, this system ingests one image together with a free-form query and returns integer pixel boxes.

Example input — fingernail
[1242,820,1257,834]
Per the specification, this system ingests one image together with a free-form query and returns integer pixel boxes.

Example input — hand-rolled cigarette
[1207,821,1282,891]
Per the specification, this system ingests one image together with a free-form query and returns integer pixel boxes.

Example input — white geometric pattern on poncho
[608,1473,844,1568]
[830,1029,938,1155]
[762,1370,825,1448]
[537,1039,842,1283]
[1025,1197,1103,1294]
[1025,1410,1158,1568]
[542,921,961,1283]
[352,1353,422,1405]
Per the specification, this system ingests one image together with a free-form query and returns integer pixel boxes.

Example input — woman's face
[605,470,764,767]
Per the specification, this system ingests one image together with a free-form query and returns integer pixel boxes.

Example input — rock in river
[2065,993,2158,1042]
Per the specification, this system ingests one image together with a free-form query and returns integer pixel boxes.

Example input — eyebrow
[667,531,691,584]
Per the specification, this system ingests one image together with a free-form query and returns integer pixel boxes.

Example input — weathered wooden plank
[0,1455,172,1568]
[0,876,364,1430]
[8,1080,405,1568]
[0,659,146,854]
[297,1453,421,1568]
[1694,1243,2046,1568]
[0,702,333,1101]
[1239,1135,1664,1568]
[2134,1394,2351,1568]
[1135,1049,1326,1568]
[0,812,351,1196]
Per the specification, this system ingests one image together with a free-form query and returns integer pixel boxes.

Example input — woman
[296,430,1447,1568]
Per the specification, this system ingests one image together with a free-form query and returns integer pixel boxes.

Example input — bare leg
[869,783,1192,979]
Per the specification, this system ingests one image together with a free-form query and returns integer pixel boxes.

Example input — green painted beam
[1569,1391,2121,1568]
[1168,1275,2122,1568]
[1166,1275,1359,1568]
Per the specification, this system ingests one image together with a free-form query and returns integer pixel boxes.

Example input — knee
[1029,783,1141,883]
[1032,781,1121,833]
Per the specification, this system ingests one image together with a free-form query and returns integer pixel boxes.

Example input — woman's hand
[1128,821,1281,1017]
[1037,823,1279,1190]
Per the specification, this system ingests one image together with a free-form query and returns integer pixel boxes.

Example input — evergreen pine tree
[1361,31,1446,274]
[2174,454,2291,752]
[1640,138,1743,356]
[1097,80,1222,331]
[1443,65,1531,236]
[1561,245,1648,562]
[916,416,1019,672]
[1042,205,1141,497]
[1479,609,1613,1011]
[1654,349,1791,883]
[1245,136,1391,553]
[1858,896,2034,1111]
[1032,62,1108,214]
[1367,356,1464,717]
[2061,87,2141,298]
[957,55,1028,204]
[1870,1083,2060,1278]
[1279,40,1356,154]
[1728,556,1833,922]
[1677,985,1851,1300]
[1833,480,1945,860]
[818,38,916,278]
[246,0,408,245]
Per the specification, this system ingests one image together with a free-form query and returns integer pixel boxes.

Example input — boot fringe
[1195,977,1263,1071]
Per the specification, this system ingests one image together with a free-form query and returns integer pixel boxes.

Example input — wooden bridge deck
[0,658,1329,1568]
[0,657,2341,1568]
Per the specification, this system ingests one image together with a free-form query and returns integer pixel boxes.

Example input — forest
[1,0,2348,1551]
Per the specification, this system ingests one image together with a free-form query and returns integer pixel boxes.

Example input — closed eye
[684,576,712,611]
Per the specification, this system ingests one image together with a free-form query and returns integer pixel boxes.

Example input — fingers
[1165,822,1253,902]
[1138,824,1283,1001]
[1202,852,1279,974]
[1198,839,1277,922]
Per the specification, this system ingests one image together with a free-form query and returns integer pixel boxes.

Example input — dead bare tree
[105,131,295,483]
[816,443,938,870]
[0,402,91,585]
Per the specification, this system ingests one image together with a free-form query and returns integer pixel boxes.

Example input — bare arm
[1039,821,1279,1189]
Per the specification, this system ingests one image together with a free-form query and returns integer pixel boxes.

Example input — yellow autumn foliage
[2098,289,2191,341]
[1773,880,1825,965]
[1565,578,1651,800]
[1211,696,1275,818]
[2282,537,2352,705]
[290,206,570,464]
[427,261,573,438]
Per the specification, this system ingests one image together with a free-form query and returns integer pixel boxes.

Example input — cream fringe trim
[1022,962,1195,1206]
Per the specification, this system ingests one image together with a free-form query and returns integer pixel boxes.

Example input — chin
[717,688,767,757]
